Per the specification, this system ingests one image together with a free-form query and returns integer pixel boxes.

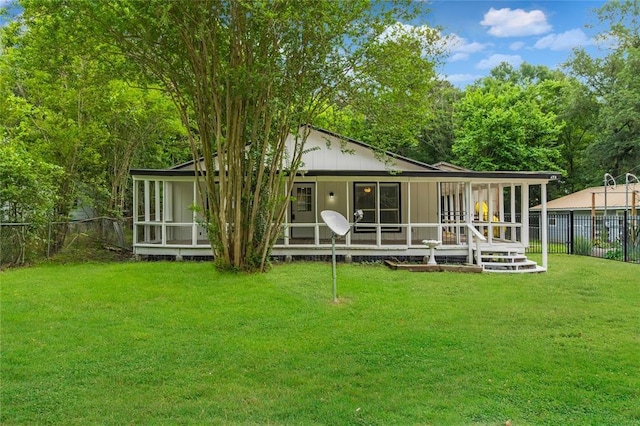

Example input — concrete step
[483,265,547,274]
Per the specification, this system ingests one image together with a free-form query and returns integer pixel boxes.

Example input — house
[130,126,560,272]
[531,185,640,244]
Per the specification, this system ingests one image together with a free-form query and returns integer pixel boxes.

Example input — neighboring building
[131,126,560,272]
[531,185,640,244]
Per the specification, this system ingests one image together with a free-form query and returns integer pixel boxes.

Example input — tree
[452,68,564,172]
[0,141,62,265]
[568,0,640,180]
[1,3,188,231]
[48,0,441,271]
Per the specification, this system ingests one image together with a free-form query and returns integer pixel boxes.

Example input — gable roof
[170,125,438,172]
[532,185,640,211]
[132,126,561,182]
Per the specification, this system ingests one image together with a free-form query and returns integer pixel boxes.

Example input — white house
[131,127,560,272]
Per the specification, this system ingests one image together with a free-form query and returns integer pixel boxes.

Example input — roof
[131,126,561,182]
[532,185,640,211]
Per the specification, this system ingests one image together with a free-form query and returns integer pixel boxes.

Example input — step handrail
[467,224,487,266]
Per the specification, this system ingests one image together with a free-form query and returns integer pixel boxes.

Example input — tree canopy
[27,0,442,271]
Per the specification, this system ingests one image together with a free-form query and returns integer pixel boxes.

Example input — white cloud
[534,29,593,51]
[445,73,484,85]
[481,8,552,37]
[509,41,526,51]
[442,33,490,62]
[0,0,13,7]
[476,54,524,70]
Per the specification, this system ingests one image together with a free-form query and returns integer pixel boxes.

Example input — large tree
[452,66,564,172]
[568,0,640,180]
[46,0,441,271]
[1,4,187,254]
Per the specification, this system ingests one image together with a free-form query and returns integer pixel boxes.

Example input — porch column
[314,177,319,246]
[155,180,161,222]
[487,183,494,244]
[161,181,167,246]
[284,181,290,246]
[345,180,351,246]
[144,180,150,242]
[456,182,462,244]
[466,181,474,264]
[192,180,198,245]
[510,184,516,242]
[521,183,530,246]
[541,182,548,270]
[406,179,412,246]
[133,178,138,246]
[498,184,505,239]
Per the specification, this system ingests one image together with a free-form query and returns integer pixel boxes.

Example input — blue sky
[1,0,609,87]
[422,1,608,86]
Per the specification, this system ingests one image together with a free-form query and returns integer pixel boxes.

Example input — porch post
[487,183,494,244]
[192,179,198,245]
[498,184,505,239]
[466,181,474,264]
[406,179,412,246]
[345,180,351,246]
[510,184,516,242]
[541,182,548,270]
[155,180,161,222]
[144,180,150,242]
[314,177,319,246]
[284,181,290,246]
[521,183,529,246]
[133,178,138,246]
[161,181,167,246]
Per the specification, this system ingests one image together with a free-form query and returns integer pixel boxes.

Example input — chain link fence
[529,211,640,263]
[1,217,133,268]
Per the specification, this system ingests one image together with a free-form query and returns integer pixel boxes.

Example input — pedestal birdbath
[422,239,441,265]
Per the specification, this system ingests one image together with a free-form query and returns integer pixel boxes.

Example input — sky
[1,0,610,87]
[423,0,609,86]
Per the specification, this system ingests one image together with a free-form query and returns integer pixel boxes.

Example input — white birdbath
[422,239,441,265]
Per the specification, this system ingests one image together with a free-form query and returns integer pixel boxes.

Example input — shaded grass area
[1,256,639,424]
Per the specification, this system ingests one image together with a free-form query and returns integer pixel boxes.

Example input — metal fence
[529,211,640,263]
[0,217,133,268]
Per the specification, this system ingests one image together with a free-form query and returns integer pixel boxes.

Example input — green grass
[1,256,639,425]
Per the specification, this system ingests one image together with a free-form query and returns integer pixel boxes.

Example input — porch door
[291,183,315,239]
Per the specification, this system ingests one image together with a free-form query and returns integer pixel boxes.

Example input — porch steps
[478,247,545,273]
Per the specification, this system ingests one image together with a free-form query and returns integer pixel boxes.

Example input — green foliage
[573,236,592,256]
[2,257,639,423]
[0,142,61,225]
[44,0,442,272]
[568,0,640,181]
[452,77,564,172]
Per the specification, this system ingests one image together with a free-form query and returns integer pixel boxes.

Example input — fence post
[623,210,629,262]
[569,210,574,255]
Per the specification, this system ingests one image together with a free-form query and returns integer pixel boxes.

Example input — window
[296,186,312,212]
[354,182,400,232]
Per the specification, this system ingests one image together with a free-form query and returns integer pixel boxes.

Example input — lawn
[1,255,638,425]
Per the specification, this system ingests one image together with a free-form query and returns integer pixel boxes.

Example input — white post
[487,183,494,244]
[521,183,530,246]
[498,184,505,239]
[144,180,150,242]
[192,180,198,246]
[466,181,474,264]
[133,178,138,246]
[407,179,412,246]
[510,184,516,242]
[345,180,351,246]
[541,182,548,270]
